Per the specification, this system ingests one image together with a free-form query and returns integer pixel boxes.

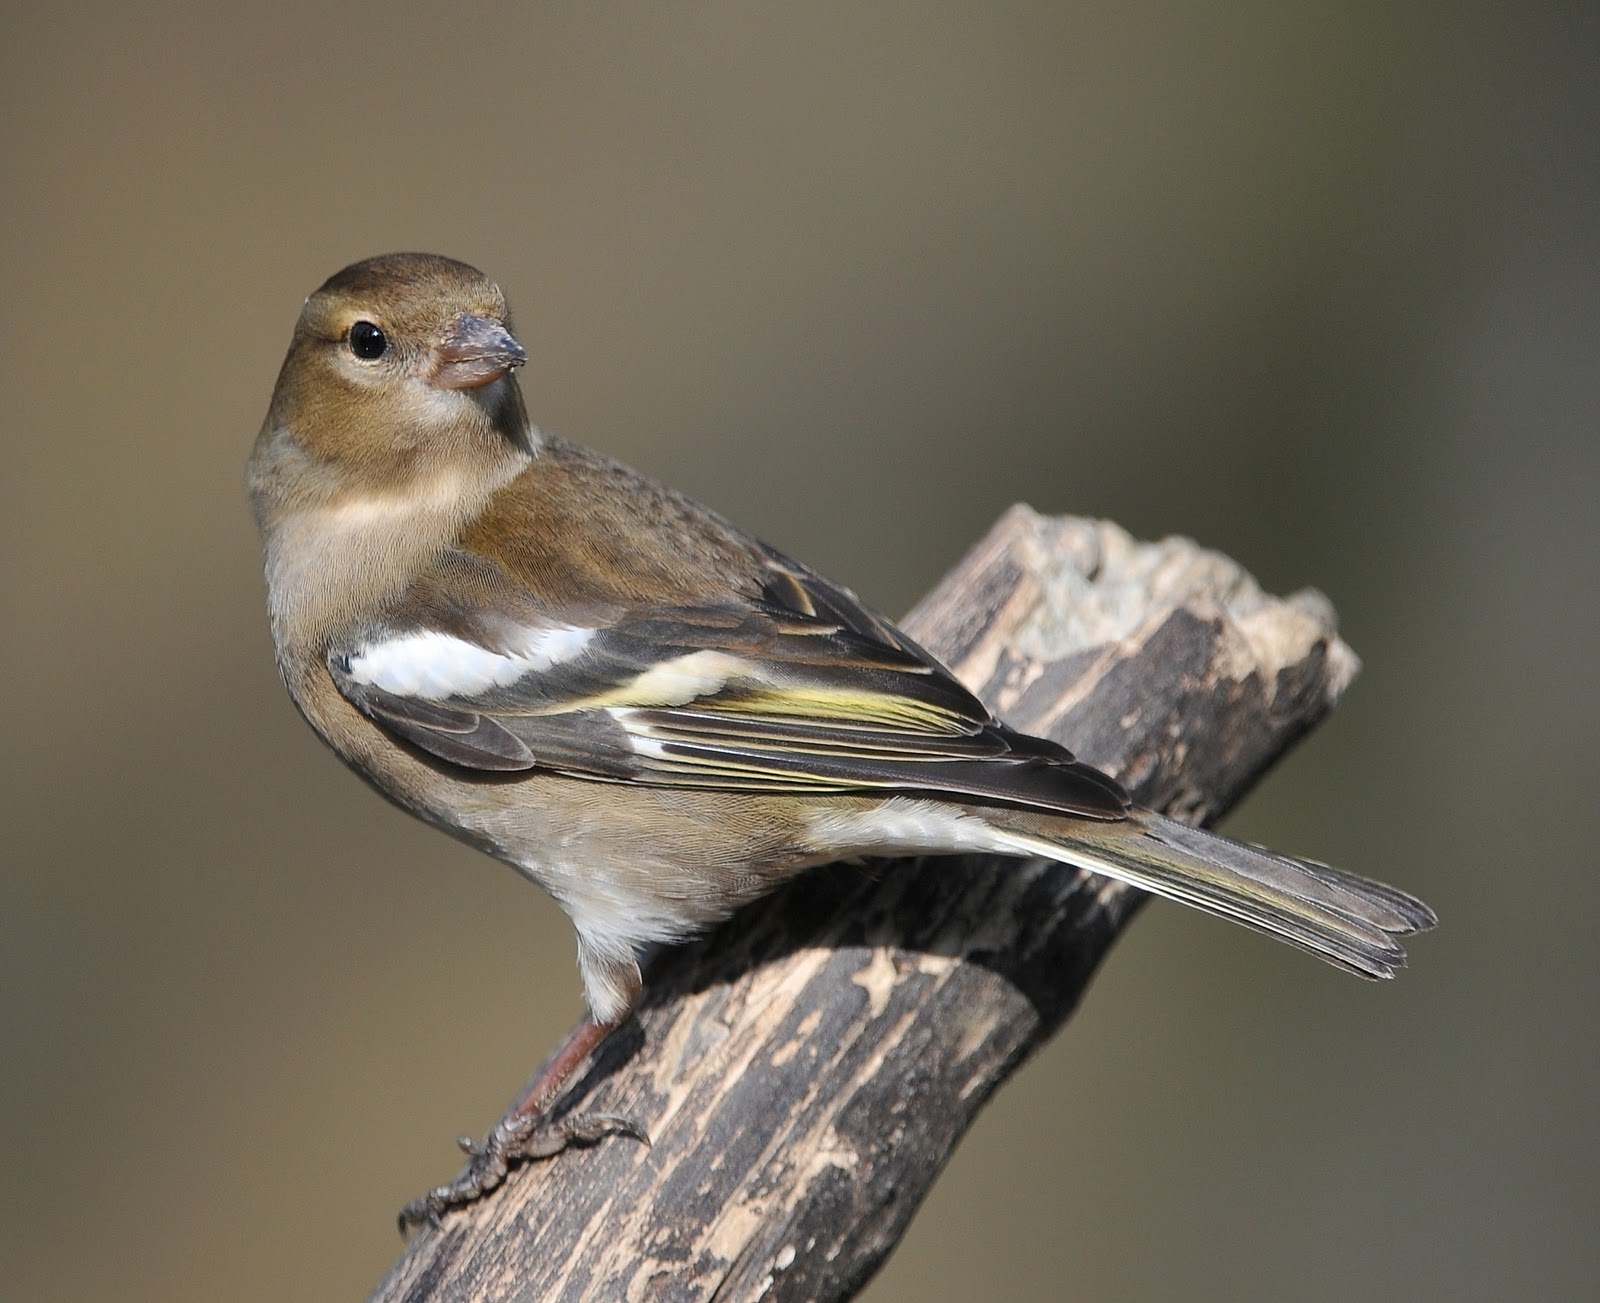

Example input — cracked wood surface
[370,507,1359,1303]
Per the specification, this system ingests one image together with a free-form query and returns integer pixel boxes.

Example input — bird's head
[259,253,535,487]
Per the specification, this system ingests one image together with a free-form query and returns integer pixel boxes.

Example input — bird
[247,252,1436,1229]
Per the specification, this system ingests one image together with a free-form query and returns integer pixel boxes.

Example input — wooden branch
[370,507,1359,1303]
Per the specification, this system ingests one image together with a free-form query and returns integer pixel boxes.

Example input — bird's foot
[397,1111,648,1233]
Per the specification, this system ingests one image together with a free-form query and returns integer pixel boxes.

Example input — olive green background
[5,5,1596,1300]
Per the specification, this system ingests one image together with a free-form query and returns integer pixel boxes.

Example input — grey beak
[431,313,528,390]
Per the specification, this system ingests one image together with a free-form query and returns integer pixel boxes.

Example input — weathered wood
[370,507,1359,1303]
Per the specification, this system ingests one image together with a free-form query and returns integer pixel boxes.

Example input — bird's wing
[328,545,1129,820]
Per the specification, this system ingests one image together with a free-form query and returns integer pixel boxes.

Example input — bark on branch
[370,507,1360,1303]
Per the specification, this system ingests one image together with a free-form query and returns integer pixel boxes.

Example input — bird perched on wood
[247,252,1436,1228]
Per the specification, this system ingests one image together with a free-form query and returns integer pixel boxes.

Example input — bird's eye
[348,320,388,360]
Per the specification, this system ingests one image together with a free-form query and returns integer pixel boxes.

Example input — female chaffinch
[248,253,1435,1226]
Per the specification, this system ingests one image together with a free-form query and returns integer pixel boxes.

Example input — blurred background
[4,4,1596,1299]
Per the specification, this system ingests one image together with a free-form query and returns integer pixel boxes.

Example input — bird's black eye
[348,320,388,360]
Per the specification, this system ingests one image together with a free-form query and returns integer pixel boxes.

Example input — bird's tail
[990,809,1437,978]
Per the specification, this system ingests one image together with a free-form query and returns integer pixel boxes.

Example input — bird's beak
[431,313,529,389]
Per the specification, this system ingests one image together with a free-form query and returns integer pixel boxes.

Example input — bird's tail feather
[992,810,1437,978]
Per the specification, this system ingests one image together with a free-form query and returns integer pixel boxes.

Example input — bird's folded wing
[328,550,1129,820]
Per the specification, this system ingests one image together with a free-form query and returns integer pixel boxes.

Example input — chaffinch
[248,253,1435,1226]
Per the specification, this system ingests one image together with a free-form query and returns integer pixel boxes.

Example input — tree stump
[370,507,1360,1302]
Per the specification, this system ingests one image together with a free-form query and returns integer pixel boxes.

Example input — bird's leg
[397,1015,645,1232]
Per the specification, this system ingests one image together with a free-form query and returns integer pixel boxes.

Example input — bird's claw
[397,1111,648,1234]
